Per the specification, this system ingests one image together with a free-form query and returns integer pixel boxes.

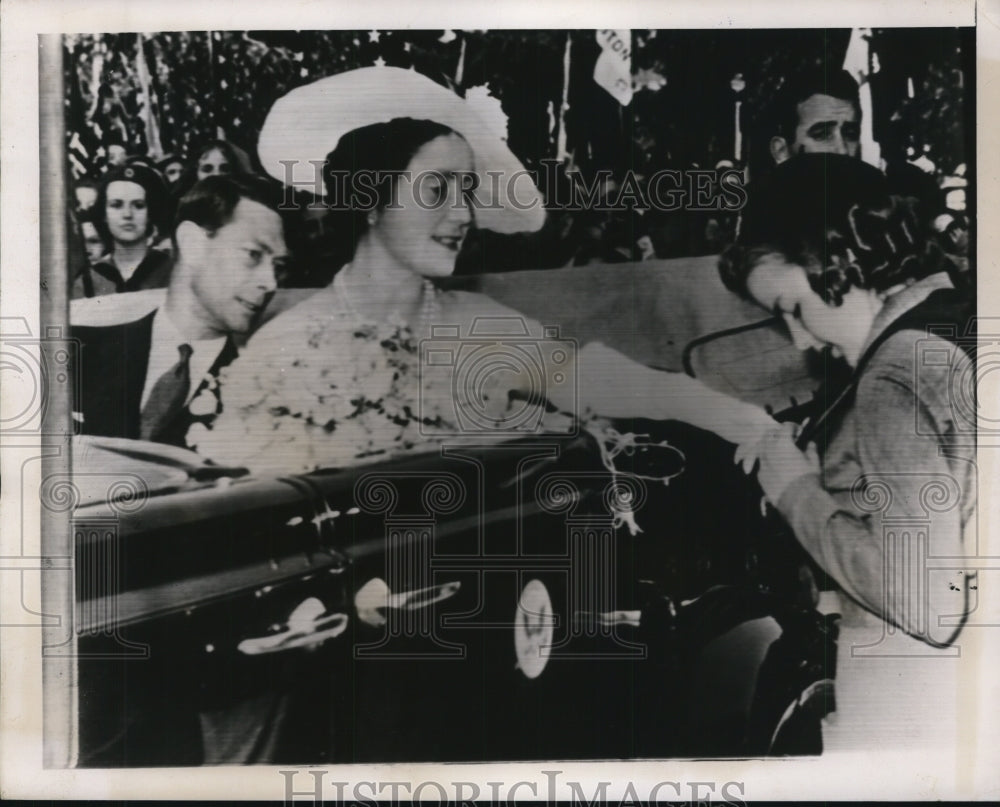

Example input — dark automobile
[71,413,837,766]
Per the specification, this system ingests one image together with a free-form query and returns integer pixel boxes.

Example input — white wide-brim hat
[257,66,545,234]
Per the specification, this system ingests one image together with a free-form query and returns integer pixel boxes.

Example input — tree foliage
[64,28,970,182]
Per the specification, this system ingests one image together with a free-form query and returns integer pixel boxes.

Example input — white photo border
[2,0,997,800]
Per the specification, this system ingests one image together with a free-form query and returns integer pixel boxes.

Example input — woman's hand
[736,421,821,506]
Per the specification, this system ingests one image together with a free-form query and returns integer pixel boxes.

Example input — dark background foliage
[62,29,972,280]
[64,28,970,179]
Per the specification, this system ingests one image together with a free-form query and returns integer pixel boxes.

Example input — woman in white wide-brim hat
[257,65,546,239]
[201,66,775,475]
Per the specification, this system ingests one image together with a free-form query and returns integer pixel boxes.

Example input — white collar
[140,309,229,408]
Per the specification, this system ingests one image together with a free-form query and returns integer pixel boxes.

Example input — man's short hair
[771,67,862,144]
[175,173,286,235]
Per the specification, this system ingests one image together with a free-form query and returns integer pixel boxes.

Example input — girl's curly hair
[719,154,953,306]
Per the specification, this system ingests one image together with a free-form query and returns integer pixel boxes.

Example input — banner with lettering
[594,30,633,106]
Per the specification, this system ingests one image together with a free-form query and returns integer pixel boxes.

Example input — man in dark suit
[72,173,295,766]
[73,174,289,447]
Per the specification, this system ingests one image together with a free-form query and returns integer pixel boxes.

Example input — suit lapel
[209,335,239,378]
[187,335,238,407]
[75,316,239,448]
[160,336,239,448]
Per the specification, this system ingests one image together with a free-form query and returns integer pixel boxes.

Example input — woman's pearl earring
[367,211,378,227]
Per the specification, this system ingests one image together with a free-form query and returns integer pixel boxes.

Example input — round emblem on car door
[514,579,554,679]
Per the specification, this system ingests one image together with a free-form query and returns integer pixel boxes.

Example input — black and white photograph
[1,0,997,801]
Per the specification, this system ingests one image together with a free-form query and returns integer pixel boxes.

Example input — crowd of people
[68,139,262,295]
[68,58,976,764]
[66,134,719,293]
[67,65,971,297]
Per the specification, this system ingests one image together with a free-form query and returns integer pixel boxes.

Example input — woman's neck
[841,291,885,368]
[112,241,149,280]
[340,236,427,323]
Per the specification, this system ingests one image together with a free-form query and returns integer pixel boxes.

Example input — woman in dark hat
[719,153,975,751]
[72,163,174,298]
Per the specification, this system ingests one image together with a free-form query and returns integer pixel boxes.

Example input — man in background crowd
[766,68,862,165]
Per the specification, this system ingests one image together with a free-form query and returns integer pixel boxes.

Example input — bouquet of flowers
[195,315,458,476]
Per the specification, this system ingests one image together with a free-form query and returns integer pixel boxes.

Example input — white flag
[843,28,881,169]
[135,34,164,159]
[594,30,632,106]
[842,27,871,85]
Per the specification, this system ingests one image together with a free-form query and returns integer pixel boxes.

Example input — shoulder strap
[79,264,95,298]
[855,288,974,378]
[796,288,974,451]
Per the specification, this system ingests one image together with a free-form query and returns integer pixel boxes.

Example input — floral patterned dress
[199,276,574,475]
